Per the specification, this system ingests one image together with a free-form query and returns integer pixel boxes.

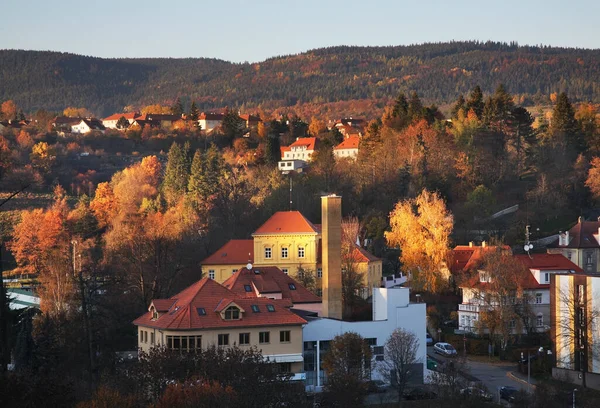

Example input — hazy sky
[1,0,598,62]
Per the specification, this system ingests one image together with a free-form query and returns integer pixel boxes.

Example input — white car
[433,342,457,357]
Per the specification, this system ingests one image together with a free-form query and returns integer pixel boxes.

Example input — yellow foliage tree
[585,157,600,200]
[141,104,172,115]
[308,116,327,136]
[63,107,91,118]
[90,182,118,228]
[30,142,56,172]
[385,189,453,292]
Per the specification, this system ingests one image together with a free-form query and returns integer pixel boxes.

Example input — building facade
[547,217,600,273]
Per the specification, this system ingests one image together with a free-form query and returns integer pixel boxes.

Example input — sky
[1,0,599,63]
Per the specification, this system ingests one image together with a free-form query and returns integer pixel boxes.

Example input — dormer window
[479,271,491,283]
[224,306,240,320]
[151,308,158,320]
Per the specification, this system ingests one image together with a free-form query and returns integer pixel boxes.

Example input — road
[426,346,534,404]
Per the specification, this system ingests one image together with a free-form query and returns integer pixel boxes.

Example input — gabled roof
[547,218,600,248]
[202,239,254,265]
[133,278,306,330]
[103,112,140,121]
[281,137,317,154]
[450,245,511,274]
[253,211,319,235]
[151,299,176,312]
[53,116,84,126]
[350,245,381,262]
[223,266,321,304]
[79,119,105,130]
[514,254,583,272]
[200,112,225,121]
[334,136,360,150]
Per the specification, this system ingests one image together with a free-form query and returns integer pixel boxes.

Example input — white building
[458,253,583,333]
[278,137,317,173]
[198,112,224,133]
[333,136,360,160]
[71,119,105,134]
[302,286,427,389]
[102,112,141,129]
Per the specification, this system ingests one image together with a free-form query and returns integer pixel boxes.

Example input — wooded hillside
[1,41,599,116]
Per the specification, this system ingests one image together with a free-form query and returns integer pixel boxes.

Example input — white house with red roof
[133,277,307,379]
[102,112,142,129]
[278,137,317,173]
[198,112,225,133]
[333,135,360,160]
[458,253,583,333]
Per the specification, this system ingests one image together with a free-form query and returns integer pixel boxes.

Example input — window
[298,247,305,258]
[265,247,272,259]
[259,331,270,344]
[282,268,288,275]
[251,305,260,313]
[224,306,240,320]
[166,335,202,352]
[232,269,237,275]
[266,304,275,312]
[536,293,542,304]
[373,346,384,355]
[152,310,158,320]
[197,307,206,316]
[365,338,377,346]
[537,314,543,327]
[218,334,229,346]
[509,319,516,329]
[587,253,593,265]
[543,273,549,283]
[239,333,250,345]
[567,252,572,260]
[288,283,296,290]
[317,268,322,278]
[208,270,215,280]
[578,285,585,304]
[150,332,154,345]
[280,330,291,343]
[244,285,253,292]
[281,247,288,259]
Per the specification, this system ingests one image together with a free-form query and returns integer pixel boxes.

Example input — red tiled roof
[548,219,600,249]
[334,136,360,150]
[202,240,254,265]
[450,245,511,275]
[282,137,317,151]
[513,254,583,273]
[223,266,321,304]
[151,299,176,312]
[351,245,380,262]
[253,211,319,235]
[133,278,306,330]
[103,112,140,121]
[200,112,225,121]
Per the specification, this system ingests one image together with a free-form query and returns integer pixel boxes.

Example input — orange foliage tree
[385,189,453,292]
[153,379,237,408]
[1,100,18,120]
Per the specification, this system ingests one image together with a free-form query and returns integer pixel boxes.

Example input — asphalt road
[426,346,534,404]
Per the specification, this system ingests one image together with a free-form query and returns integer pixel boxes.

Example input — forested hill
[1,41,599,116]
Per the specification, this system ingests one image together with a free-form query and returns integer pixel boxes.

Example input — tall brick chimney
[321,195,342,320]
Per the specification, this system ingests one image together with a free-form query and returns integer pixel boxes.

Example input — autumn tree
[63,107,91,118]
[153,379,238,408]
[90,182,118,228]
[322,332,372,408]
[308,116,327,136]
[1,100,18,121]
[15,130,34,150]
[340,217,366,316]
[385,189,453,292]
[141,104,172,115]
[378,328,421,403]
[30,142,56,173]
[292,265,317,295]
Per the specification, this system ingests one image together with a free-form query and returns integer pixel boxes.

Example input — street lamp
[573,388,578,408]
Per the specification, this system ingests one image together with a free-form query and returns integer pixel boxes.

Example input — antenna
[289,174,293,211]
[524,224,533,258]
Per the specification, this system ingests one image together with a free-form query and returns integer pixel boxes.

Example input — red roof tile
[253,211,319,235]
[223,266,321,304]
[199,112,225,121]
[151,299,176,312]
[202,240,254,265]
[450,245,511,275]
[133,278,306,330]
[334,136,360,150]
[103,112,140,121]
[513,254,583,273]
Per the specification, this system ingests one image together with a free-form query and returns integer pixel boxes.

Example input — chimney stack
[482,241,487,248]
[321,195,342,320]
[469,241,474,248]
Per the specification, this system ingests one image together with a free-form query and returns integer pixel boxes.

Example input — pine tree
[407,91,424,121]
[172,97,184,117]
[162,142,191,205]
[189,101,200,121]
[549,93,585,152]
[264,134,281,165]
[451,95,466,119]
[221,108,244,143]
[466,85,485,119]
[392,93,408,118]
[188,149,204,197]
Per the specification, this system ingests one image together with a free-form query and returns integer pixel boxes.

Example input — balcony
[381,273,407,288]
[458,304,486,313]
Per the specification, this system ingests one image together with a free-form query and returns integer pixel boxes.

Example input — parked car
[426,333,433,346]
[499,386,519,402]
[433,342,457,357]
[460,387,493,401]
[403,387,437,400]
[365,380,388,393]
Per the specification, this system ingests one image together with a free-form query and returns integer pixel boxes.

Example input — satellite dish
[246,263,252,270]
[524,245,529,252]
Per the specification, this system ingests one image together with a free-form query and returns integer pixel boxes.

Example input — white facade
[71,120,93,134]
[333,147,358,159]
[278,160,307,173]
[282,146,314,161]
[198,118,222,133]
[302,287,427,389]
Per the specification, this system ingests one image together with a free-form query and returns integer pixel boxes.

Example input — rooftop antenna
[524,224,533,258]
[289,174,293,211]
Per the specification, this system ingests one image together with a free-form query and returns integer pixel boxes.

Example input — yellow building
[133,278,306,378]
[201,210,383,295]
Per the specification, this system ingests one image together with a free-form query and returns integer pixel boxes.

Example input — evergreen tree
[172,97,184,117]
[116,116,129,129]
[221,108,244,143]
[451,95,466,119]
[200,144,225,200]
[466,85,485,119]
[264,134,281,165]
[407,91,424,121]
[491,84,515,124]
[551,93,583,151]
[508,107,537,175]
[188,149,204,196]
[188,101,200,121]
[162,142,191,205]
[392,93,409,118]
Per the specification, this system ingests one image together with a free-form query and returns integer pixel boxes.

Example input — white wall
[303,287,427,384]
